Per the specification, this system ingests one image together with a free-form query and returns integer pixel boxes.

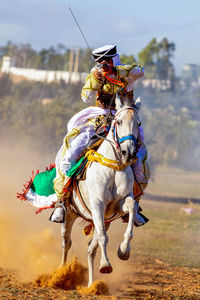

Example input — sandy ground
[0,141,200,299]
[0,255,200,299]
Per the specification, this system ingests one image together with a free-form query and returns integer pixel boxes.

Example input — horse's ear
[135,97,141,112]
[115,93,123,110]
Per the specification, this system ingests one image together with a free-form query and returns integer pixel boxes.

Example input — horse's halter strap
[112,107,139,153]
[118,135,138,145]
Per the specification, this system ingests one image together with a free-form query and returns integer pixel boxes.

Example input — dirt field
[0,253,200,299]
[0,143,200,299]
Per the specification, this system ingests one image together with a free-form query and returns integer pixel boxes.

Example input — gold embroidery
[65,128,80,149]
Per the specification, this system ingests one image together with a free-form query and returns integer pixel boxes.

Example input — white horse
[60,93,141,287]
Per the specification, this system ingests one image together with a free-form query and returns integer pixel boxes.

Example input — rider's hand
[100,61,117,75]
[93,61,117,82]
[93,69,105,82]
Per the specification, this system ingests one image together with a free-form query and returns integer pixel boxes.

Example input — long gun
[68,7,92,52]
[68,7,111,64]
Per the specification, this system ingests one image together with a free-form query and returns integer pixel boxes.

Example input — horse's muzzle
[121,147,137,164]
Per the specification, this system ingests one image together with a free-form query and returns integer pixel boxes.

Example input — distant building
[1,56,88,84]
[142,78,171,90]
[182,64,200,82]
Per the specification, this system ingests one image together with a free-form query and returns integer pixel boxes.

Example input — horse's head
[113,93,141,164]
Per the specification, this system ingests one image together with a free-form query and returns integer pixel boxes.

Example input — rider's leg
[131,143,150,226]
[50,147,73,223]
[50,129,95,223]
[121,141,150,226]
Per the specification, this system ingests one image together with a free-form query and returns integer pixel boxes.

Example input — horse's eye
[117,120,122,125]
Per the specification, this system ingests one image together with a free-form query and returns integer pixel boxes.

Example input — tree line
[0,38,175,81]
[0,38,199,171]
[0,71,199,172]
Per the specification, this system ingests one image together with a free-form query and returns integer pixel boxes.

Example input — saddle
[71,125,111,181]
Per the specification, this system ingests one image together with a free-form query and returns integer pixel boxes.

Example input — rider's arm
[81,70,104,103]
[116,64,144,80]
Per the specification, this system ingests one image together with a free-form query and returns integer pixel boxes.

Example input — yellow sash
[85,149,135,171]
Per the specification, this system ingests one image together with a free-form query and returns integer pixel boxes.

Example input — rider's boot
[49,202,66,223]
[134,197,149,227]
[121,210,149,226]
[121,202,149,226]
[49,175,71,223]
[134,210,149,227]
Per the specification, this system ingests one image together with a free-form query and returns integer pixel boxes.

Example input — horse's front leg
[87,223,110,287]
[118,194,137,260]
[91,201,112,274]
[60,207,78,267]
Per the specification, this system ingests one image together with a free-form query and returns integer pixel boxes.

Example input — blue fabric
[118,135,137,144]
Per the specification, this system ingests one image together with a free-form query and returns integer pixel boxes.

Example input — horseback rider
[50,44,150,225]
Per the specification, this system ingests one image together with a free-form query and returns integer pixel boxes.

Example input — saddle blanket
[17,156,88,214]
[17,146,144,214]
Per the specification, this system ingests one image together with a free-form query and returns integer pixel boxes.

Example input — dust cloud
[0,139,62,280]
[0,138,136,292]
[35,257,109,295]
[78,280,109,295]
[35,258,87,289]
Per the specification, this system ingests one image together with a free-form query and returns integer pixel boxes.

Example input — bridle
[112,106,140,159]
[95,106,140,164]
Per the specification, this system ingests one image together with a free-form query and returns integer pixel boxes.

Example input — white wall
[1,56,88,84]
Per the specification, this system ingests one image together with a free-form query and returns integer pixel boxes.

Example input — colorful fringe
[17,169,39,201]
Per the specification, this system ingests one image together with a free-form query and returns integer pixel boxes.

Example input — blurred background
[0,0,200,295]
[0,0,200,171]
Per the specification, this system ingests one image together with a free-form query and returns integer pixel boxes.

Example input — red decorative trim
[103,73,125,88]
[46,163,56,171]
[35,203,56,214]
[17,169,39,201]
[17,163,56,202]
[63,177,72,194]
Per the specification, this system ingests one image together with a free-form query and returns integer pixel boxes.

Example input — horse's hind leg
[87,223,110,287]
[118,195,136,261]
[60,208,78,267]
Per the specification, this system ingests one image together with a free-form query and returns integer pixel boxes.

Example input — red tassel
[17,163,56,201]
[46,163,56,171]
[17,169,39,201]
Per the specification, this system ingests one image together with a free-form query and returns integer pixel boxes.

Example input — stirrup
[121,211,149,227]
[49,202,66,223]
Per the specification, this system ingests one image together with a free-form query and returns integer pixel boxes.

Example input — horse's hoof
[117,245,130,260]
[99,264,113,274]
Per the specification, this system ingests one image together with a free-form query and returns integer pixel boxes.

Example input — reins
[112,106,139,155]
[96,106,138,164]
[94,94,121,162]
[94,69,139,164]
[94,106,139,168]
[95,131,121,163]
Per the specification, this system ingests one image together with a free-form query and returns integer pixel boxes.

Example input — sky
[0,0,200,74]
